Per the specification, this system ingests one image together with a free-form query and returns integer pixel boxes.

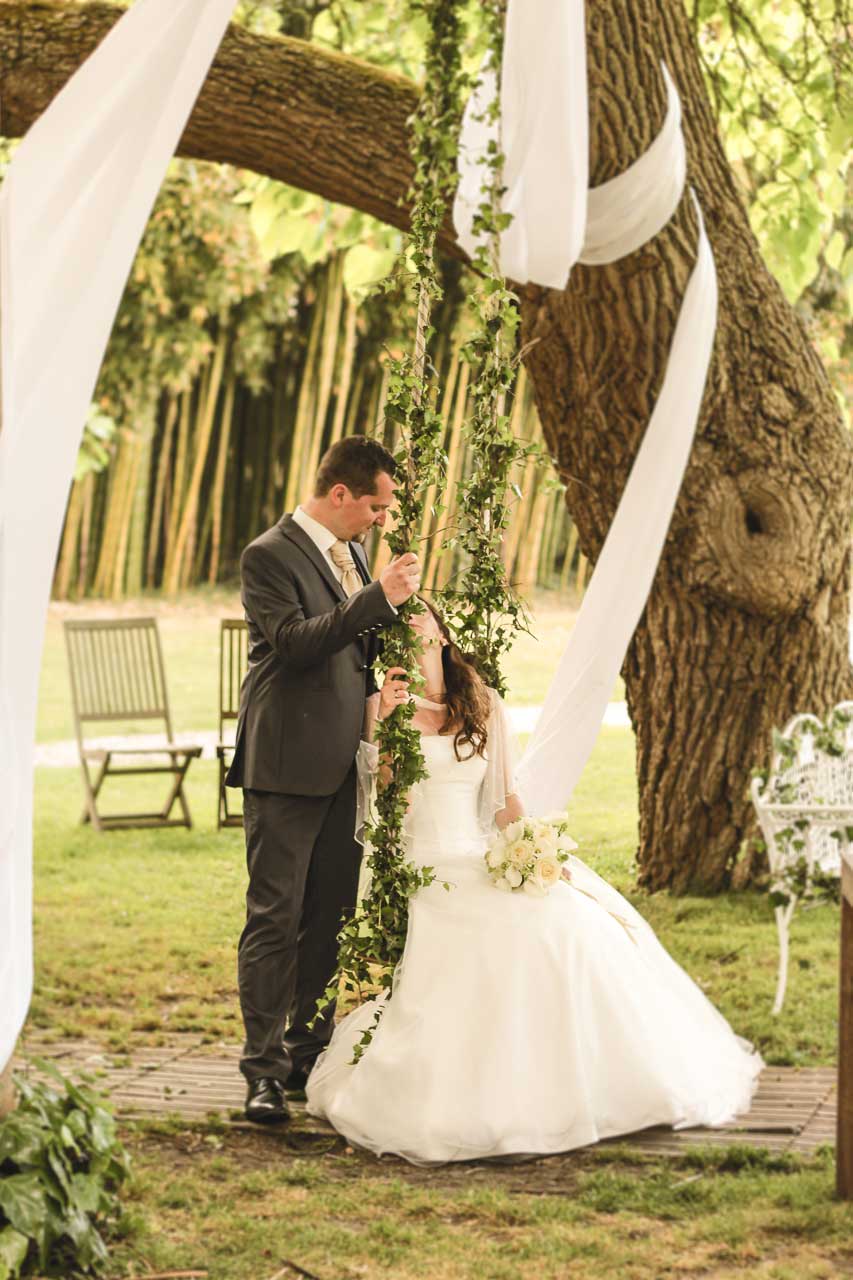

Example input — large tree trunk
[518,0,853,891]
[1,0,849,890]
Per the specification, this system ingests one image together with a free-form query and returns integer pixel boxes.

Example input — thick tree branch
[0,0,464,252]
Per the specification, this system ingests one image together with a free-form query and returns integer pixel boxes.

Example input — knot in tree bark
[687,467,823,617]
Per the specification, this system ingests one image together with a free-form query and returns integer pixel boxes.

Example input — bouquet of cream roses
[484,815,578,897]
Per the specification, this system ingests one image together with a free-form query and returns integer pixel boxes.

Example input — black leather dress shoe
[245,1077,290,1125]
[283,1062,313,1095]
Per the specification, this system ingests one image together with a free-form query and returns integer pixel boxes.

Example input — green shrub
[0,1061,130,1278]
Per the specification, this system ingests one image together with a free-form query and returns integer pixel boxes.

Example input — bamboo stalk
[329,292,359,446]
[165,319,229,595]
[373,361,390,435]
[146,392,179,588]
[283,274,326,513]
[192,498,214,583]
[92,431,133,597]
[109,433,142,600]
[162,388,193,589]
[177,364,213,591]
[341,364,364,442]
[516,475,550,592]
[560,520,579,591]
[125,388,158,597]
[538,488,563,587]
[300,253,345,490]
[222,383,246,562]
[426,359,470,592]
[78,472,95,596]
[576,550,589,593]
[54,479,85,600]
[418,343,460,561]
[209,371,237,585]
[498,375,536,583]
[263,330,287,527]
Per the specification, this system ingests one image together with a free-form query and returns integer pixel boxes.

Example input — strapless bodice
[403,734,489,865]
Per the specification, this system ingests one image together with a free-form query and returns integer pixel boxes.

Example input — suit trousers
[238,767,361,1084]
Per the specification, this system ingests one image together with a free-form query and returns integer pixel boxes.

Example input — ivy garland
[318,0,470,1059]
[320,0,532,1060]
[752,706,852,913]
[437,0,531,693]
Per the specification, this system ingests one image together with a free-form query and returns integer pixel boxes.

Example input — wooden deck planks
[14,1036,836,1158]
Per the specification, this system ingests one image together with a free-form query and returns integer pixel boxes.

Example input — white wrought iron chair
[751,701,853,1015]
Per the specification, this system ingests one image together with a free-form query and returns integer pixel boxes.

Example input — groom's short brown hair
[314,436,397,499]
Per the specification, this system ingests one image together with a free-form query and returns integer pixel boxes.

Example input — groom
[226,435,419,1124]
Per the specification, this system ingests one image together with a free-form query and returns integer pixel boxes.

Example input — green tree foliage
[237,0,853,405]
[693,0,853,402]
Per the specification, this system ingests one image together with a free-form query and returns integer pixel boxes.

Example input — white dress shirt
[291,506,397,613]
[292,505,346,585]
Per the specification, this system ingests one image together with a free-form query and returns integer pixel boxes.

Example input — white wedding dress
[306,703,762,1164]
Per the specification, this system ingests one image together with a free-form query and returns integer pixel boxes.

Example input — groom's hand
[380,552,421,607]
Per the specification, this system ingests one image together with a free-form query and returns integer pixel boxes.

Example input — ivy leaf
[0,1227,29,1280]
[69,1172,104,1216]
[0,1175,49,1239]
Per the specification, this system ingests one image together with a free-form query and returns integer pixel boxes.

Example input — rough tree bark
[1,0,849,891]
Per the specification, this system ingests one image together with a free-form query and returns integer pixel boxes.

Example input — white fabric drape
[517,193,716,814]
[0,0,236,1075]
[453,14,718,818]
[453,0,588,288]
[579,65,685,266]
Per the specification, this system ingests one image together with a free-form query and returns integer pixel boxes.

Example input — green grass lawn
[30,738,837,1066]
[105,1134,850,1280]
[38,588,621,742]
[27,590,846,1279]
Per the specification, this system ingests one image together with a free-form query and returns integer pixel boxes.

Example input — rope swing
[324,0,529,1055]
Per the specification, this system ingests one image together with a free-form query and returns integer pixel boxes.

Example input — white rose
[486,845,504,869]
[522,877,547,898]
[505,866,523,889]
[493,875,513,892]
[503,819,525,843]
[534,856,562,889]
[507,840,529,868]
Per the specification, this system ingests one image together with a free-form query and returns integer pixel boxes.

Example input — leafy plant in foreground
[0,1063,130,1278]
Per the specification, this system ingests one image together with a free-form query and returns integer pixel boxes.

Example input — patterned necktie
[329,539,363,597]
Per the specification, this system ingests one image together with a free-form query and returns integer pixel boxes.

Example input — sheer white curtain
[453,4,717,817]
[0,0,236,1076]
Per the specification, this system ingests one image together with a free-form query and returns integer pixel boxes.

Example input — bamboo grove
[51,161,580,606]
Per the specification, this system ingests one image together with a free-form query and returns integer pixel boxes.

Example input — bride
[306,601,762,1164]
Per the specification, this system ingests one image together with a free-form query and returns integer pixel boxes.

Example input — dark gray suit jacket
[225,514,396,796]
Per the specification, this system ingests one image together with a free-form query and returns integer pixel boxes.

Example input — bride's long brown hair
[419,598,491,761]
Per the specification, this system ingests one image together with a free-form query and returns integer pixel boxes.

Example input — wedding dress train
[306,727,762,1164]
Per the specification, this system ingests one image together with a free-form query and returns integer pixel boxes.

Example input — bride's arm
[495,794,524,830]
[486,686,525,831]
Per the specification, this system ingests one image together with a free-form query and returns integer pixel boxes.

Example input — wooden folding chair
[63,617,202,831]
[216,618,248,829]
